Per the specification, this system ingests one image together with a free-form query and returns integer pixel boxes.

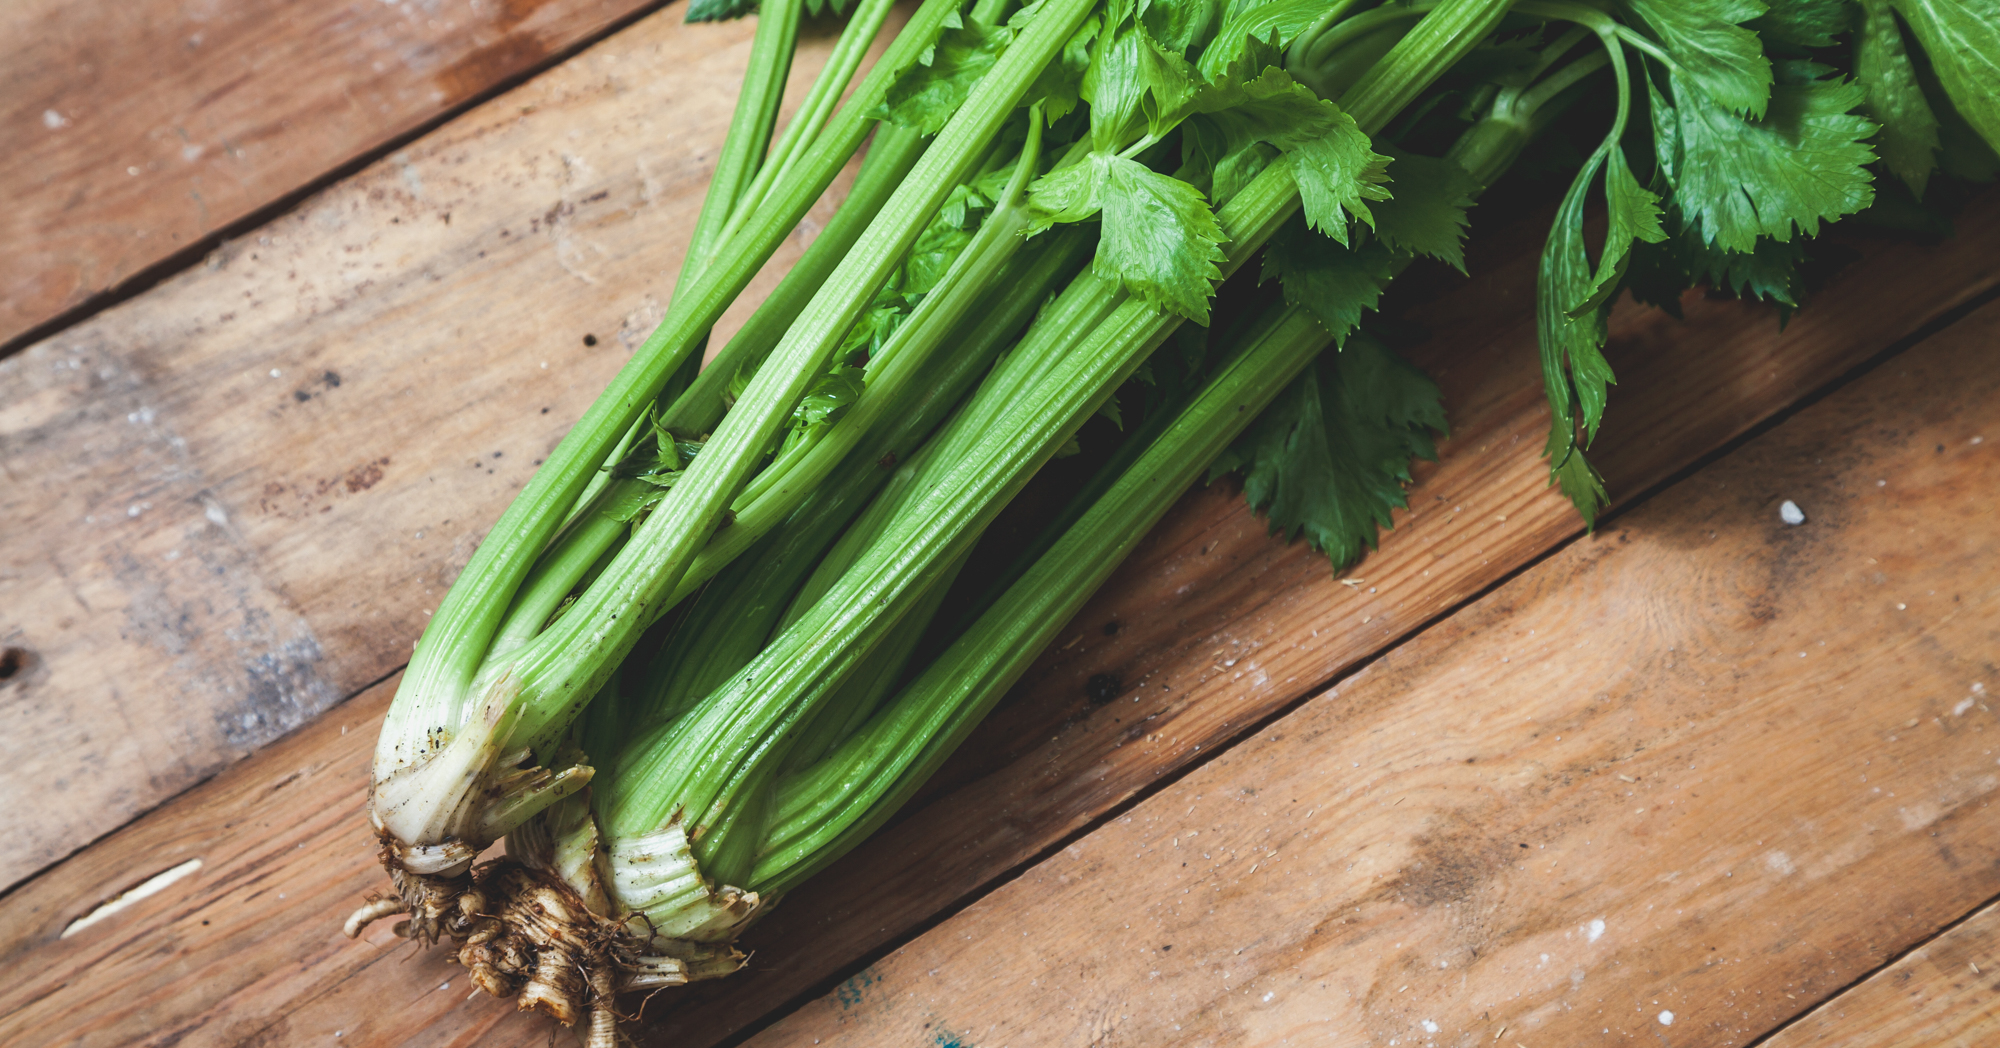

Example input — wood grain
[748,300,2000,1048]
[1766,899,2000,1047]
[0,0,663,349]
[630,200,2000,1046]
[0,5,888,890]
[5,236,1996,1048]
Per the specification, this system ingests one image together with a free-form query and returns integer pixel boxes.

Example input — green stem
[622,230,1091,739]
[717,0,902,252]
[1340,0,1514,131]
[661,123,930,439]
[682,0,804,285]
[494,0,1100,760]
[751,303,1333,894]
[732,109,1045,512]
[379,0,969,774]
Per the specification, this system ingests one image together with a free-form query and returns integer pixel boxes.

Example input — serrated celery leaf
[1163,60,1389,241]
[1629,222,1810,316]
[1890,0,2000,157]
[1260,218,1394,346]
[1026,151,1109,229]
[1699,236,1810,308]
[1668,70,1878,252]
[1028,152,1227,319]
[839,304,906,363]
[1098,156,1228,320]
[1537,150,1618,514]
[793,367,867,430]
[879,19,1015,134]
[1177,64,1369,207]
[1752,0,1856,50]
[1623,0,1775,117]
[1286,105,1391,243]
[1858,0,1943,195]
[1547,444,1610,530]
[1372,148,1480,272]
[1211,337,1444,570]
[1572,149,1667,318]
[1536,307,1615,522]
[902,219,976,298]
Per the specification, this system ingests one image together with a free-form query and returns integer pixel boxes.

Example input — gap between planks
[630,198,2000,1047]
[4,219,1998,1046]
[705,276,2000,1048]
[0,2,901,892]
[745,297,2000,1048]
[0,0,683,358]
[1748,887,2000,1048]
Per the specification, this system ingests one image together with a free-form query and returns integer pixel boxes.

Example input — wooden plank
[631,203,2000,1046]
[4,237,1996,1048]
[0,0,665,349]
[1766,900,2000,1047]
[0,5,888,890]
[747,300,2000,1048]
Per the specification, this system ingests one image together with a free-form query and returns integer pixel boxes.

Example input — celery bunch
[344,0,2000,1042]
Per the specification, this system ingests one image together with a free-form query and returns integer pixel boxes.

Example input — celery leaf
[878,18,1014,135]
[1260,217,1394,346]
[1372,148,1480,272]
[1199,0,1331,79]
[1665,67,1877,252]
[1097,156,1228,320]
[1857,0,1943,195]
[1026,13,1101,123]
[1029,152,1227,320]
[1547,444,1610,529]
[1181,113,1279,202]
[1753,0,1856,50]
[1537,144,1641,525]
[1171,63,1389,239]
[1622,0,1775,117]
[1208,336,1445,570]
[1284,102,1391,244]
[1026,152,1109,230]
[1084,24,1199,149]
[1628,223,1811,318]
[1889,0,2000,159]
[685,0,760,23]
[1572,149,1667,318]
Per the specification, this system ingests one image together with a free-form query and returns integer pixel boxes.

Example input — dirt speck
[344,456,390,493]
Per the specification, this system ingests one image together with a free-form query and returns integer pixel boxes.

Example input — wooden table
[3,3,1997,1046]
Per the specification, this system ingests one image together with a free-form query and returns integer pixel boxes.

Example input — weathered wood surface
[636,205,2000,1045]
[750,301,2000,1048]
[6,221,1997,1048]
[0,0,667,350]
[0,5,884,890]
[1767,900,2000,1047]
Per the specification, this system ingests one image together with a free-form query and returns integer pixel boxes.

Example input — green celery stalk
[364,0,1070,874]
[590,0,1514,907]
[751,302,1333,894]
[483,0,1099,759]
